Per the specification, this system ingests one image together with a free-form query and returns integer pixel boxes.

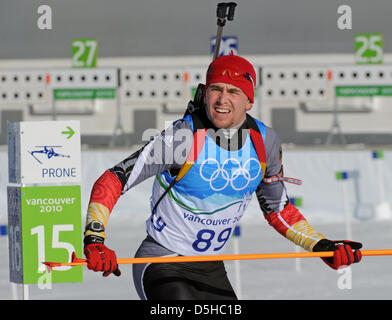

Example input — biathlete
[83,54,362,300]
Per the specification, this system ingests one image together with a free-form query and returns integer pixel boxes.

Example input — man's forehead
[209,82,245,92]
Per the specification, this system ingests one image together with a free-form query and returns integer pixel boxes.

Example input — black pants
[143,260,238,300]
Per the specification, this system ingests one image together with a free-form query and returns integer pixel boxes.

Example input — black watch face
[91,221,103,232]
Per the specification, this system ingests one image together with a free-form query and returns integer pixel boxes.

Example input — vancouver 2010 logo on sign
[199,158,261,191]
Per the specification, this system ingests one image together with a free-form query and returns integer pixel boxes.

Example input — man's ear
[203,88,208,105]
[245,99,253,112]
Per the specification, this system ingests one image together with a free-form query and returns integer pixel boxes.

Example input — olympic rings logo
[199,158,261,191]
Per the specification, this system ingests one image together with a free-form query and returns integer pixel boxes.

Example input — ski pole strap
[263,175,302,185]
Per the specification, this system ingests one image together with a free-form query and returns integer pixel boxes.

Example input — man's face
[204,82,253,129]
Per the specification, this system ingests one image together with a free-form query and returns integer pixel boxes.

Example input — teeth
[216,108,230,113]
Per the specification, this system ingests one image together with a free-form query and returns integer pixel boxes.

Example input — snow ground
[1,213,391,300]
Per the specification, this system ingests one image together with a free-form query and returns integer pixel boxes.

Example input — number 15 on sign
[8,185,83,284]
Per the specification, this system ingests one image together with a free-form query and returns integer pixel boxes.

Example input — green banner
[336,85,392,97]
[21,185,83,284]
[54,88,115,100]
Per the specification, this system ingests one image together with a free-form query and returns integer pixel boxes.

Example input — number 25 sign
[355,33,383,65]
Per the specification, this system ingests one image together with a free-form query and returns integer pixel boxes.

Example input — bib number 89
[192,227,232,252]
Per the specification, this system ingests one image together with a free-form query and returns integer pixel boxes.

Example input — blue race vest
[147,115,267,255]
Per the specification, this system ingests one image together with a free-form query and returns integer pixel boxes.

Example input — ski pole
[43,249,392,272]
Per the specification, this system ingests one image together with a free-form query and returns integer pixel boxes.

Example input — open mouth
[215,107,231,114]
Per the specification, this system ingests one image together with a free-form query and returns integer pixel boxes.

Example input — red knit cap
[204,54,256,103]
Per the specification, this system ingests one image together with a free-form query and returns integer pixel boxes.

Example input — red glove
[313,239,362,270]
[84,243,121,277]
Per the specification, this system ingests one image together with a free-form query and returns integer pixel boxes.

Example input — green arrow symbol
[62,126,75,139]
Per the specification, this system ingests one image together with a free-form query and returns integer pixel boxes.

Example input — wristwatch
[86,221,105,233]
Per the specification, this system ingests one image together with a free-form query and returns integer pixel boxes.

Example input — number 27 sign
[72,38,97,68]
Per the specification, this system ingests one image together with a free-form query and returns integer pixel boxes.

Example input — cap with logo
[204,54,256,103]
